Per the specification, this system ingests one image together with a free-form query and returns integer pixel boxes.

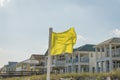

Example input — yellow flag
[50,27,77,55]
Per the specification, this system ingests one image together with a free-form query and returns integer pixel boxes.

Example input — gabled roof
[17,59,39,64]
[30,54,44,60]
[45,50,48,56]
[100,37,120,44]
[74,44,95,52]
[95,37,120,47]
[45,44,95,56]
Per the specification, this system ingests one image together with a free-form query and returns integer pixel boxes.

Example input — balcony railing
[55,61,65,66]
[30,65,44,69]
[106,49,120,57]
[73,58,78,63]
[66,57,89,63]
[66,59,72,63]
[80,57,89,62]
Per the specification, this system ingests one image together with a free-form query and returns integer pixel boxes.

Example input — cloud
[0,0,10,7]
[74,34,88,47]
[0,48,12,67]
[111,29,120,36]
[77,34,86,41]
[0,48,9,53]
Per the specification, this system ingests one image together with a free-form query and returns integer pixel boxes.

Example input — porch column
[78,53,80,72]
[79,64,81,73]
[115,46,117,57]
[67,66,69,73]
[103,45,107,72]
[115,61,117,68]
[101,61,103,72]
[104,61,107,72]
[71,54,74,72]
[77,52,80,62]
[109,44,113,72]
[100,47,102,58]
[95,48,98,59]
[104,45,107,57]
[95,48,98,72]
[96,62,99,72]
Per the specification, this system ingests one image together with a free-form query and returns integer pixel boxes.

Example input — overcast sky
[0,0,120,67]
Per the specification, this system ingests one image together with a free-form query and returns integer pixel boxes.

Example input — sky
[0,0,120,67]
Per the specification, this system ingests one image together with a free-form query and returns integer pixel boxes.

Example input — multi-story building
[45,44,97,73]
[29,54,45,72]
[1,37,120,74]
[16,54,45,73]
[45,50,66,73]
[94,37,120,72]
[65,44,96,73]
[16,59,34,71]
[0,62,17,73]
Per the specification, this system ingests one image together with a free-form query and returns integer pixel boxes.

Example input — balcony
[30,63,44,69]
[106,49,120,57]
[55,61,65,66]
[73,58,78,63]
[66,59,72,63]
[112,50,120,57]
[80,57,89,62]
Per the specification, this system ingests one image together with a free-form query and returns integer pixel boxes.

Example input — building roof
[45,38,120,54]
[74,44,95,52]
[4,62,18,67]
[30,54,44,60]
[45,44,95,56]
[95,37,120,47]
[8,62,18,66]
[44,50,48,56]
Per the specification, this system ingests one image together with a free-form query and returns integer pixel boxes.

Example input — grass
[1,69,120,80]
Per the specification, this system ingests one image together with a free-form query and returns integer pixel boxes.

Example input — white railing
[80,57,89,62]
[55,61,65,66]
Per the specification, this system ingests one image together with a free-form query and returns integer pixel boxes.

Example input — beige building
[2,37,120,74]
[16,54,45,73]
[29,54,45,72]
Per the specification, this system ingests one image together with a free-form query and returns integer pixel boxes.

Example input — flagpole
[47,28,52,80]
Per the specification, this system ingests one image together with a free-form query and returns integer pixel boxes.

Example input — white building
[45,44,97,73]
[94,37,120,72]
[65,44,96,73]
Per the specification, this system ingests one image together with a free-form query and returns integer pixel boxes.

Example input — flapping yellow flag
[50,28,77,55]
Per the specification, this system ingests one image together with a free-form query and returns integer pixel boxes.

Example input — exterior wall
[89,52,96,73]
[1,62,17,72]
[76,51,96,73]
[44,51,96,74]
[64,51,96,73]
[0,67,7,73]
[51,55,66,73]
[16,66,22,71]
[16,59,39,71]
[95,43,120,72]
[6,66,16,72]
[16,63,29,71]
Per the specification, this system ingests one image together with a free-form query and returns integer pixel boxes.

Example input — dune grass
[1,69,120,80]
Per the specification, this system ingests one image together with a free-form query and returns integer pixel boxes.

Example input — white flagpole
[47,28,52,80]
